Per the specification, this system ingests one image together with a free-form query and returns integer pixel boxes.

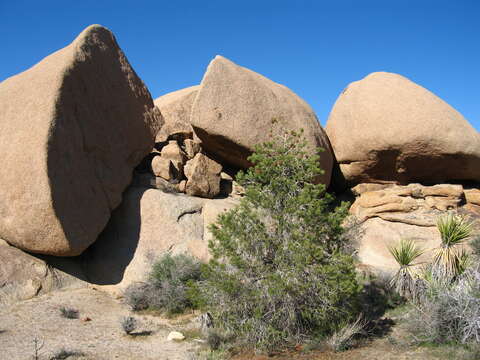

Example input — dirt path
[0,287,201,360]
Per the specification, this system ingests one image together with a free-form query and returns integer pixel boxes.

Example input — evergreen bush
[199,131,360,351]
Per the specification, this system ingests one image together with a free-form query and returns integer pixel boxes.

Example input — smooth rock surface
[0,25,160,256]
[154,85,199,142]
[191,55,333,185]
[83,187,237,293]
[357,217,440,271]
[326,72,480,187]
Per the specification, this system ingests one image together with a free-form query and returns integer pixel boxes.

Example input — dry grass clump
[120,316,137,335]
[326,316,366,352]
[59,306,79,319]
[124,253,202,315]
[49,348,85,359]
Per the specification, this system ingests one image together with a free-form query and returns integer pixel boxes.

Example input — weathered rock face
[0,239,85,305]
[350,183,465,224]
[154,85,199,143]
[351,183,480,271]
[0,25,161,256]
[357,218,441,272]
[184,153,223,198]
[83,187,237,293]
[190,55,333,185]
[326,72,480,187]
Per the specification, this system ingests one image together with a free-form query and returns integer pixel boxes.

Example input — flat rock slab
[0,24,160,256]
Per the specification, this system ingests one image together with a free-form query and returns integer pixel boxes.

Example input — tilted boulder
[326,72,480,187]
[0,25,161,256]
[154,85,199,142]
[184,153,222,198]
[191,55,333,185]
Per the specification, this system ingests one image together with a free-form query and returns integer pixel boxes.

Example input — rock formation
[82,186,237,293]
[154,85,199,143]
[190,55,333,185]
[0,239,85,305]
[326,72,480,187]
[184,153,222,198]
[0,25,161,256]
[351,183,480,271]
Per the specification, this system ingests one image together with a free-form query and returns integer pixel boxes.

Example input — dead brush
[59,306,79,319]
[326,315,367,352]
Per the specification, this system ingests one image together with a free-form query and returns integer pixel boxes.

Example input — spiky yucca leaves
[388,239,424,299]
[434,214,473,279]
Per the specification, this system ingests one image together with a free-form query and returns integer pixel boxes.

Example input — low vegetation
[120,316,137,335]
[124,253,202,315]
[59,306,79,319]
[389,213,480,353]
[197,131,360,352]
[49,348,85,360]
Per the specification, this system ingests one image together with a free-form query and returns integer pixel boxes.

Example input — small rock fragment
[167,331,185,341]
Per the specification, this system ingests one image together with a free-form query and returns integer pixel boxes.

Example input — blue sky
[1,1,479,129]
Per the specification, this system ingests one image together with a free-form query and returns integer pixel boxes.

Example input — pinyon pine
[199,130,360,351]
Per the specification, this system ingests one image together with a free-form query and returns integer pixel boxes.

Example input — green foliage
[199,131,360,351]
[124,253,202,315]
[388,239,424,299]
[434,214,473,278]
[387,214,480,347]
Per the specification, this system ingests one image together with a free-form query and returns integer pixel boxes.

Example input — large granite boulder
[326,72,480,187]
[191,55,333,185]
[0,25,161,256]
[83,187,237,293]
[154,85,199,142]
[0,239,85,305]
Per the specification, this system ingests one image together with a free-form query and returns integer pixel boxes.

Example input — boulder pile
[1,23,479,300]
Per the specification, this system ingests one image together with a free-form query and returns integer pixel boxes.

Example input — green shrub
[124,253,202,315]
[198,131,360,351]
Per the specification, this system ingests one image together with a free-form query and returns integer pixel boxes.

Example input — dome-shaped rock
[154,85,199,142]
[191,56,333,185]
[326,72,480,187]
[0,25,161,256]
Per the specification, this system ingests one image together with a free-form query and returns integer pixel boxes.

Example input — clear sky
[1,0,478,129]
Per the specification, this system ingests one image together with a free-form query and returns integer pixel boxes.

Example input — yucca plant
[388,239,424,299]
[434,214,473,279]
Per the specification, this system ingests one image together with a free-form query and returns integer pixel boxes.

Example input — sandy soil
[0,287,202,360]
